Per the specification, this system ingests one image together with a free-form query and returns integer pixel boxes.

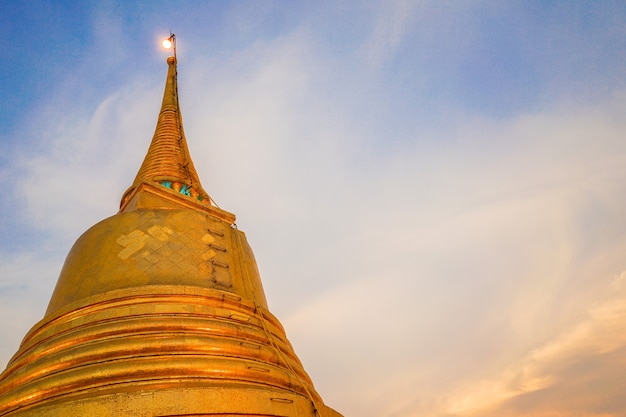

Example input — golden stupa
[0,44,343,417]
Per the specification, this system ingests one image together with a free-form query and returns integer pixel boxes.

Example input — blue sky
[2,1,626,416]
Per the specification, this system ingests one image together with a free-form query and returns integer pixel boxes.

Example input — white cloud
[440,276,626,417]
[0,253,60,367]
[360,0,422,68]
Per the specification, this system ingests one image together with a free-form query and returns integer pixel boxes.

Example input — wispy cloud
[359,0,422,68]
[442,273,626,416]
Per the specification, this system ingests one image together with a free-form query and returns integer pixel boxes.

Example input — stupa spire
[120,53,210,211]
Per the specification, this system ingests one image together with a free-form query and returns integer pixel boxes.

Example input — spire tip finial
[162,32,176,61]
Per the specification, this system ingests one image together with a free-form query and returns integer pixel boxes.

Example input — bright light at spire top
[161,33,176,56]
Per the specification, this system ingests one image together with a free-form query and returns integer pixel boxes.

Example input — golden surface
[0,285,342,416]
[0,57,343,416]
[46,207,265,314]
[121,56,210,209]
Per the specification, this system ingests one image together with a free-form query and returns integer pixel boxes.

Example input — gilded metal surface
[0,57,343,416]
[0,284,342,416]
[45,207,265,315]
[121,56,210,209]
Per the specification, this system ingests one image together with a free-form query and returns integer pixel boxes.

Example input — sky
[1,1,626,416]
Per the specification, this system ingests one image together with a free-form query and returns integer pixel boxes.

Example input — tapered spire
[120,56,210,211]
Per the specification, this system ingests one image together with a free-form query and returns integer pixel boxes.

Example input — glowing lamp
[161,33,176,58]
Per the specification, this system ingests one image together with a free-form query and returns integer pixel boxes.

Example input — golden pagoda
[0,43,343,417]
